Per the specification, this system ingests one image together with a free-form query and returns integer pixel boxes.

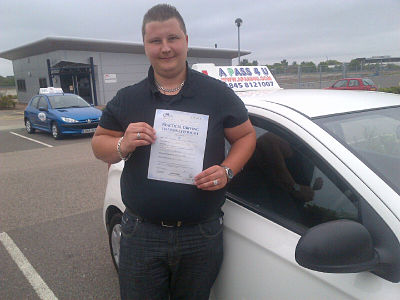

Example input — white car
[103,68,400,299]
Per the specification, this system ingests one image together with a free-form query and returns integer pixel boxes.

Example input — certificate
[148,109,209,185]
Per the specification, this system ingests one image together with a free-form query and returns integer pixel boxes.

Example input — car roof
[238,89,400,118]
[334,78,376,82]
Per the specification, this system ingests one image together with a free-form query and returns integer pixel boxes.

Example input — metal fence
[270,65,400,90]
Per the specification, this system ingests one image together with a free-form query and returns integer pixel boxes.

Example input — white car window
[362,78,375,86]
[30,96,40,109]
[348,79,359,87]
[333,80,347,88]
[38,96,48,110]
[226,116,360,232]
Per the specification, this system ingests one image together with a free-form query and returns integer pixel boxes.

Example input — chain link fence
[270,64,400,90]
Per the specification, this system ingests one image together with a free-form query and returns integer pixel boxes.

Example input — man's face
[143,18,188,79]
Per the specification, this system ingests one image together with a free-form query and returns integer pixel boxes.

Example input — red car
[326,78,377,91]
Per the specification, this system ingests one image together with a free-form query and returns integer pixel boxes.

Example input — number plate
[82,128,96,134]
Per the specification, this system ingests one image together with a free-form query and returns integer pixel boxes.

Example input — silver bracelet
[117,136,132,161]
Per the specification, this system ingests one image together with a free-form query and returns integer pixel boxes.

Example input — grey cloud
[0,0,399,75]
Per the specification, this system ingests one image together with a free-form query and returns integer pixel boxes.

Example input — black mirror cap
[295,220,379,273]
[39,107,47,111]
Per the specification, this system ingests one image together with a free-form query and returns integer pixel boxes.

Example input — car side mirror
[39,107,48,111]
[295,220,379,273]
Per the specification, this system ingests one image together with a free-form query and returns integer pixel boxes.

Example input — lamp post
[235,18,243,65]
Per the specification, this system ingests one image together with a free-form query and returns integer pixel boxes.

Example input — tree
[287,62,298,74]
[325,59,341,65]
[386,63,400,70]
[270,63,285,74]
[266,59,292,74]
[348,59,362,71]
[318,60,342,70]
[240,59,249,66]
[300,61,317,72]
[240,59,258,66]
[0,76,15,87]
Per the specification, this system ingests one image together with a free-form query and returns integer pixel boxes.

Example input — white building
[0,36,250,105]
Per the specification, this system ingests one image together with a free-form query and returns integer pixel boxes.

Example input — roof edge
[0,36,251,60]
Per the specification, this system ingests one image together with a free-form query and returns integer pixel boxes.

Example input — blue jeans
[119,210,224,300]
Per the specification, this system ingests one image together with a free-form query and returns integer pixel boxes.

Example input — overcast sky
[0,0,399,76]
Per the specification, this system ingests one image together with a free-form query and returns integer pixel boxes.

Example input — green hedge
[378,87,400,94]
[0,95,17,109]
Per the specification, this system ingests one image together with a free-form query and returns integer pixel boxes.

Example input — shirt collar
[147,62,195,98]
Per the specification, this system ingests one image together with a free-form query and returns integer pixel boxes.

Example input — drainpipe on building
[90,57,98,106]
[47,59,53,87]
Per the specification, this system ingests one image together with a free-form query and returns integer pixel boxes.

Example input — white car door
[211,107,400,300]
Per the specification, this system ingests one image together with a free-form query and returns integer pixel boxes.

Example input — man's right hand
[91,122,156,164]
[120,122,157,156]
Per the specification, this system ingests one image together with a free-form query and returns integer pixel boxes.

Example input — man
[92,4,256,299]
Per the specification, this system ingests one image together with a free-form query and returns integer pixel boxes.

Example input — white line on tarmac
[9,131,53,148]
[0,232,58,300]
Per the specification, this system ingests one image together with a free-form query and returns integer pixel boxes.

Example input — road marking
[9,131,53,148]
[0,232,58,300]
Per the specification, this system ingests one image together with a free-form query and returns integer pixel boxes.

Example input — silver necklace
[155,80,185,93]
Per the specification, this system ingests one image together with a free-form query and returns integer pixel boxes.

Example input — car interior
[226,115,360,235]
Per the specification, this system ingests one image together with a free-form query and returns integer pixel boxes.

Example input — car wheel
[25,119,35,134]
[109,213,122,272]
[51,122,62,140]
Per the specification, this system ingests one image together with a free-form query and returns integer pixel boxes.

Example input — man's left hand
[194,165,227,191]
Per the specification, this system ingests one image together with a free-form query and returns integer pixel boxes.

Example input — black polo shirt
[100,65,248,222]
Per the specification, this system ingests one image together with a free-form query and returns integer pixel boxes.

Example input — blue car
[24,88,102,139]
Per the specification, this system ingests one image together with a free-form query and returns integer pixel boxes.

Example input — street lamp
[235,18,243,65]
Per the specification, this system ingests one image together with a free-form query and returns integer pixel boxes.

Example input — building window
[39,78,47,88]
[17,79,26,92]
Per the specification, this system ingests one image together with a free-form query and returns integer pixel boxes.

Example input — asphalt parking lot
[0,108,120,299]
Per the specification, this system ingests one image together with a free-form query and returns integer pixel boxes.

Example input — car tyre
[51,122,62,140]
[25,119,35,134]
[109,213,122,272]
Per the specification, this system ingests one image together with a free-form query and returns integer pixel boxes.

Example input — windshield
[362,78,374,86]
[48,94,90,109]
[314,107,400,194]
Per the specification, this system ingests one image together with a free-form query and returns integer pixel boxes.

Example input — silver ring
[137,132,141,139]
[213,179,219,186]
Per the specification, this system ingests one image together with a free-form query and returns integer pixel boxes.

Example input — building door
[52,61,93,104]
[60,75,75,94]
[59,73,93,104]
[77,74,92,103]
